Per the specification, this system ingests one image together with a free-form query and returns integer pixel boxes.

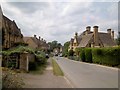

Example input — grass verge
[52,59,64,76]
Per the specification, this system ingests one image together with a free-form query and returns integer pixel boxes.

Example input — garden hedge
[75,47,120,67]
[92,47,120,66]
[85,48,92,63]
[79,48,85,62]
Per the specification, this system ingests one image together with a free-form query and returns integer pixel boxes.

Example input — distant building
[1,8,24,50]
[69,26,117,51]
[23,35,49,51]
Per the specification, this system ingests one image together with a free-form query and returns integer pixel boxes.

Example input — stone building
[1,13,24,49]
[23,35,49,51]
[69,26,117,51]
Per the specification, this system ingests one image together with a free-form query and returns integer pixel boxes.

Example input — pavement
[21,58,71,88]
[54,57,119,88]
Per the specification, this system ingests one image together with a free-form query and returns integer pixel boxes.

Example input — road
[55,57,118,88]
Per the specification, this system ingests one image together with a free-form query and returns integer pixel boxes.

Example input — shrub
[80,48,85,62]
[92,47,120,66]
[68,49,74,56]
[85,48,92,63]
[29,62,37,70]
[2,67,24,88]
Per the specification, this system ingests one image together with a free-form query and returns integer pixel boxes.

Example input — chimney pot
[107,29,111,33]
[34,35,36,38]
[111,31,114,40]
[86,26,91,35]
[39,36,41,40]
[93,26,99,28]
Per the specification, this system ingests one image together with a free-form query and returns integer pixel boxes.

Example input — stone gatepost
[20,52,29,72]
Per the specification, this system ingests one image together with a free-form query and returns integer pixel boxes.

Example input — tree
[48,41,62,52]
[117,32,120,45]
[62,41,70,57]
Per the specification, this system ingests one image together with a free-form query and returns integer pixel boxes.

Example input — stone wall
[19,53,35,72]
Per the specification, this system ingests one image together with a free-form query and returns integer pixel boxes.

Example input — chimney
[75,32,78,37]
[39,36,41,40]
[34,35,36,38]
[85,26,91,35]
[111,31,114,40]
[93,26,99,46]
[107,29,111,36]
[41,38,43,41]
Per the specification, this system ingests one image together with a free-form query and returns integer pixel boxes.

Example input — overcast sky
[0,0,119,45]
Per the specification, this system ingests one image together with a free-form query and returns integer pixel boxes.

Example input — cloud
[1,2,118,44]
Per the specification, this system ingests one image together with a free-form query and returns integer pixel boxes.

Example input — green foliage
[35,51,47,64]
[85,48,92,63]
[29,62,37,70]
[68,49,74,56]
[79,48,85,62]
[116,32,120,45]
[92,47,120,66]
[2,67,24,88]
[52,59,64,76]
[48,41,62,52]
[2,46,35,56]
[13,42,28,47]
[62,41,70,57]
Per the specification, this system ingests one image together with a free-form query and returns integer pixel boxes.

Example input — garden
[1,45,48,88]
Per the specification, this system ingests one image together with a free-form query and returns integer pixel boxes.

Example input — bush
[68,49,74,56]
[92,47,120,66]
[2,67,24,88]
[85,48,92,63]
[29,62,38,70]
[80,48,85,62]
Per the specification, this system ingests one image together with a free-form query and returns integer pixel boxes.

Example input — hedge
[79,48,85,62]
[75,47,120,67]
[85,48,92,63]
[92,47,120,66]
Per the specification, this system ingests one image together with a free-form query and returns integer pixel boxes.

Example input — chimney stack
[85,26,91,35]
[41,38,43,41]
[39,36,41,40]
[93,26,99,46]
[107,29,111,36]
[34,35,36,38]
[111,31,114,40]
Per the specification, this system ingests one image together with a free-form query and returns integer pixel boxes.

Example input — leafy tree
[62,41,70,57]
[117,31,120,45]
[48,41,62,52]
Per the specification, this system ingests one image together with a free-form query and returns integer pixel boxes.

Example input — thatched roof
[78,33,93,47]
[99,33,116,47]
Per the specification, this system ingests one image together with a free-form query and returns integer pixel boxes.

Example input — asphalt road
[55,57,118,88]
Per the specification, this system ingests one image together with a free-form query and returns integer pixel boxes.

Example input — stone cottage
[69,26,117,51]
[23,35,49,51]
[1,13,24,50]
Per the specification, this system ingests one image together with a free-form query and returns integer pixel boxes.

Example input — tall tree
[48,40,62,52]
[62,41,70,56]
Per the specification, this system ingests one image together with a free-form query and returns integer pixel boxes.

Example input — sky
[0,0,119,45]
